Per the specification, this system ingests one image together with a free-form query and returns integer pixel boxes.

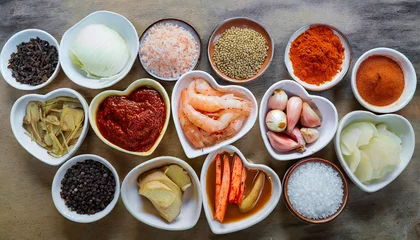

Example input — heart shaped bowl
[351,48,417,113]
[10,88,89,166]
[52,154,120,223]
[60,10,139,89]
[208,17,274,84]
[121,156,202,231]
[334,110,415,193]
[284,24,351,91]
[200,145,282,234]
[139,18,202,81]
[172,70,258,159]
[89,78,170,156]
[0,29,61,90]
[259,80,338,161]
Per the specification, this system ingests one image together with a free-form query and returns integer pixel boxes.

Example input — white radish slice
[344,147,361,173]
[376,123,387,131]
[341,128,362,154]
[360,139,382,170]
[377,127,402,145]
[340,142,351,156]
[345,122,377,147]
[354,151,373,183]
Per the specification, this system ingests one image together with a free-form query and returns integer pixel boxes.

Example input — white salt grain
[287,162,344,219]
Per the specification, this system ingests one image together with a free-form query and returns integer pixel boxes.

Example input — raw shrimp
[182,90,247,133]
[199,116,245,143]
[187,81,252,113]
[178,91,206,149]
[194,77,224,96]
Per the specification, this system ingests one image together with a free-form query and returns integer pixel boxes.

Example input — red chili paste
[97,87,166,152]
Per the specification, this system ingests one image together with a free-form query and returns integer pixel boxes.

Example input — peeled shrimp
[179,91,206,148]
[187,81,252,113]
[194,77,224,96]
[201,116,246,143]
[182,90,247,133]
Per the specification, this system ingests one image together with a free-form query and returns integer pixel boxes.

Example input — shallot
[266,110,287,132]
[286,97,303,134]
[300,102,321,127]
[266,131,303,153]
[300,128,320,143]
[289,127,306,152]
[268,89,288,111]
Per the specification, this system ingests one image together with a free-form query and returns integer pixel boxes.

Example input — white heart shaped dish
[10,88,89,166]
[200,145,281,234]
[334,111,415,192]
[259,80,338,161]
[172,70,258,159]
[88,78,171,156]
[121,156,202,231]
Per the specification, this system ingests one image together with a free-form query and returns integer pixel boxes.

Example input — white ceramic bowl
[284,24,351,91]
[0,29,60,90]
[60,11,139,89]
[51,154,120,223]
[10,88,89,166]
[139,18,202,81]
[172,70,258,159]
[89,78,170,156]
[121,156,202,231]
[351,48,417,113]
[259,80,338,161]
[200,145,281,234]
[334,110,415,193]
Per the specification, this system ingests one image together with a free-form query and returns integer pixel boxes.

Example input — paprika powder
[289,26,345,85]
[356,55,404,106]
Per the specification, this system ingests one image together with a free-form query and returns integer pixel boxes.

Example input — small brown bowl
[282,158,348,224]
[207,17,274,84]
[138,18,202,81]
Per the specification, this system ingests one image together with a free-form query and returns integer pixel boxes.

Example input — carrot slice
[228,154,243,203]
[214,154,231,222]
[235,165,247,205]
[214,154,222,214]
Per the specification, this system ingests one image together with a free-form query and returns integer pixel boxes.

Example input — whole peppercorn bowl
[51,154,120,223]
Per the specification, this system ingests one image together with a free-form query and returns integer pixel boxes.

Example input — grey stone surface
[0,0,419,239]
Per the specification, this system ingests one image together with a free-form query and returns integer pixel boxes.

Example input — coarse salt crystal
[140,22,199,79]
[287,162,344,220]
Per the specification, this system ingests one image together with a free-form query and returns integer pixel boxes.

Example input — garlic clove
[268,89,288,111]
[266,131,303,153]
[300,102,321,128]
[289,127,306,152]
[300,128,320,143]
[286,96,303,134]
[265,110,287,132]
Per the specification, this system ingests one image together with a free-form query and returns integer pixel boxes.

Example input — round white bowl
[10,88,89,166]
[334,111,415,193]
[139,18,202,81]
[200,145,281,234]
[121,156,202,231]
[284,24,351,91]
[172,70,258,159]
[351,48,417,113]
[89,78,170,156]
[259,80,338,161]
[51,154,120,223]
[59,11,139,89]
[0,29,61,90]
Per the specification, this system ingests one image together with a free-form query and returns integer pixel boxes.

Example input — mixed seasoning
[96,87,166,152]
[8,37,58,85]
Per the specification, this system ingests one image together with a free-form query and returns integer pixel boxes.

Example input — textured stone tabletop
[0,0,419,239]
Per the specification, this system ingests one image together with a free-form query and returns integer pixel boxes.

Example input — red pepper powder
[356,55,404,106]
[289,26,345,85]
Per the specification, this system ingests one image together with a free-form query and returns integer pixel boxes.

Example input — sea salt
[287,162,344,219]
